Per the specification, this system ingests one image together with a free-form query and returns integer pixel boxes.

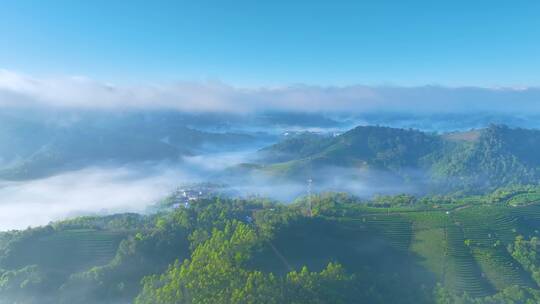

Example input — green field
[1,228,129,273]
[507,192,540,206]
[299,201,540,298]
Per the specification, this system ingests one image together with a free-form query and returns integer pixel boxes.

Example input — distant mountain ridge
[0,113,256,180]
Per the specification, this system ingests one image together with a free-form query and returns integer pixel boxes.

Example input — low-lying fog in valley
[0,165,186,230]
[3,83,540,231]
[2,106,540,231]
[0,137,423,230]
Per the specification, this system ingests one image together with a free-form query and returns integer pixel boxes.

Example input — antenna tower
[307,178,313,217]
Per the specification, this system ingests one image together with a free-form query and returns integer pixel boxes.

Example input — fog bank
[0,165,193,230]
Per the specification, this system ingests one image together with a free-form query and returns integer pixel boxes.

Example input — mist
[0,165,193,231]
[0,148,429,231]
[227,166,426,201]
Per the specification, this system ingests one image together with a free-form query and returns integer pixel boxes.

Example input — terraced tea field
[353,214,413,251]
[506,192,540,207]
[327,202,540,298]
[36,229,128,269]
[1,228,130,273]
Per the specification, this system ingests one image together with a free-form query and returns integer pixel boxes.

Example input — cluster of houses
[168,183,231,209]
[170,188,203,208]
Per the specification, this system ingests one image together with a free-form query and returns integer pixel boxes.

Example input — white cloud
[1,69,540,113]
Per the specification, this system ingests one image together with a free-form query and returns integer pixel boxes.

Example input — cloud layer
[1,70,540,113]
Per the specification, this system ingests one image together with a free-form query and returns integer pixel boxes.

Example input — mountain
[251,124,540,193]
[432,124,540,191]
[256,132,334,164]
[0,111,257,180]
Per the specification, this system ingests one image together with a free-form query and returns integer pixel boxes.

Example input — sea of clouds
[1,69,540,114]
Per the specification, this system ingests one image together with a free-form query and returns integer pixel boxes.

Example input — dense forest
[3,186,540,303]
[252,124,540,194]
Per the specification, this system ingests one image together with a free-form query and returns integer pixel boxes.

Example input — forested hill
[4,190,540,303]
[0,112,256,180]
[433,124,540,190]
[254,124,540,193]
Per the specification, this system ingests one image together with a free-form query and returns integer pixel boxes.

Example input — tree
[136,221,358,304]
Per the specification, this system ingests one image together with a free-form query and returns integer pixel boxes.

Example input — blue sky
[0,0,539,86]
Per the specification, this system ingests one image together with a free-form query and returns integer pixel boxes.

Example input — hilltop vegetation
[0,111,257,180]
[3,188,540,303]
[251,124,540,194]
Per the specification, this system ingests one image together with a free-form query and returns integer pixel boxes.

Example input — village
[167,183,234,209]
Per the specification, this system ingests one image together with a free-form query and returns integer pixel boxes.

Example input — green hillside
[3,191,540,303]
[0,113,255,180]
[253,124,540,193]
